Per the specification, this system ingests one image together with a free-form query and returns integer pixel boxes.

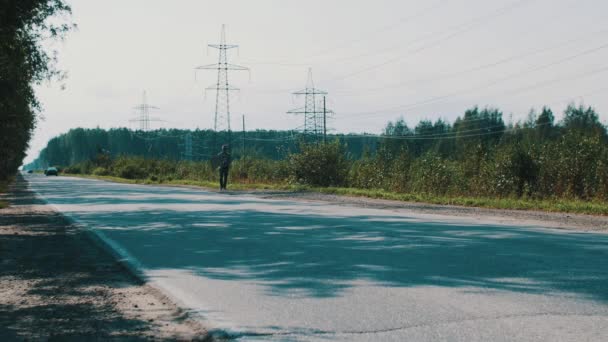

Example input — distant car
[27,170,33,174]
[45,167,58,176]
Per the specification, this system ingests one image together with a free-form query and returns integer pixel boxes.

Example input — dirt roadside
[0,177,210,340]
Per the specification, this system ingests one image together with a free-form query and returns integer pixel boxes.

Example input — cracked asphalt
[26,174,608,341]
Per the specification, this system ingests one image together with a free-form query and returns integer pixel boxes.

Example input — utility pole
[287,69,333,142]
[195,25,249,150]
[130,91,160,131]
[323,96,327,144]
[184,132,193,161]
[241,115,246,158]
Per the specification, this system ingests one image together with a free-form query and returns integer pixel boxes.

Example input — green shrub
[552,132,604,199]
[112,157,148,179]
[491,144,538,197]
[63,165,81,174]
[408,152,459,195]
[92,167,109,176]
[289,141,350,187]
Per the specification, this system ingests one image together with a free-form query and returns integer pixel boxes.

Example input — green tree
[0,0,72,180]
[561,104,605,138]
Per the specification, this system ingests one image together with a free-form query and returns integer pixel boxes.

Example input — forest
[25,127,379,168]
[27,103,608,202]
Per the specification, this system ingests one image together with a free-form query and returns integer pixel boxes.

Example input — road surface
[26,174,608,341]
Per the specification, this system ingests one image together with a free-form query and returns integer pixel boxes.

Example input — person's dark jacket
[218,151,231,170]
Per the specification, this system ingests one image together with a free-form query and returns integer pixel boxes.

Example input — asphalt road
[26,174,608,341]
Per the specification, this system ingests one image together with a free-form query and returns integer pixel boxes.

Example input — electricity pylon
[195,25,249,136]
[130,90,160,131]
[287,68,333,141]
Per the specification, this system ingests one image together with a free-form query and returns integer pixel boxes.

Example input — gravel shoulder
[0,177,210,340]
[259,191,608,232]
[153,180,608,232]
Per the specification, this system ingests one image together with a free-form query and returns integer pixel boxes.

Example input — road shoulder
[0,176,210,340]
[260,192,608,232]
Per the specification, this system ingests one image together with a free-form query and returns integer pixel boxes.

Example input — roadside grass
[64,173,608,216]
[65,174,303,192]
[164,179,304,192]
[312,187,608,216]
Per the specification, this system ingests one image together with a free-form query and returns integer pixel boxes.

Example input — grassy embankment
[65,173,608,216]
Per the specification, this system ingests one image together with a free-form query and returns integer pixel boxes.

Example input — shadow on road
[44,177,608,302]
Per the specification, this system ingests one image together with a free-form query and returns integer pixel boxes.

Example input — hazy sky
[28,0,608,163]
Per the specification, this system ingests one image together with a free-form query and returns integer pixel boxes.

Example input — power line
[545,86,608,108]
[333,28,608,95]
[326,0,536,83]
[326,0,584,70]
[244,122,553,143]
[241,0,449,67]
[339,122,552,141]
[244,136,297,142]
[237,0,581,98]
[337,45,608,119]
[239,0,540,97]
[504,64,608,97]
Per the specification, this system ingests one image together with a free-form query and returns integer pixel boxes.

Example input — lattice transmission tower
[287,68,333,140]
[130,91,160,131]
[195,25,249,135]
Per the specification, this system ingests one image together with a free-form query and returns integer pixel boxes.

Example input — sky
[28,0,608,163]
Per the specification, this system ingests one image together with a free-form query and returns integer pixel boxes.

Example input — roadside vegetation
[51,104,608,215]
[0,180,9,208]
[0,1,72,185]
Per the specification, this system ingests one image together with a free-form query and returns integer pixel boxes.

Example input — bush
[112,157,148,179]
[491,144,538,197]
[92,167,109,176]
[63,165,81,174]
[289,141,350,187]
[552,132,604,199]
[408,152,460,195]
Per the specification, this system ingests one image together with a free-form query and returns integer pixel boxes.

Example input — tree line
[25,128,379,169]
[29,103,608,201]
[0,0,72,182]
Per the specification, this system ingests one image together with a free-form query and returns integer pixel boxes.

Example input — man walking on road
[218,144,231,191]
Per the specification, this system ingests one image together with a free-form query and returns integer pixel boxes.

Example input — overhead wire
[243,121,553,143]
[243,0,537,95]
[241,0,450,67]
[335,44,608,119]
[332,28,608,95]
[337,121,552,140]
[326,0,536,84]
